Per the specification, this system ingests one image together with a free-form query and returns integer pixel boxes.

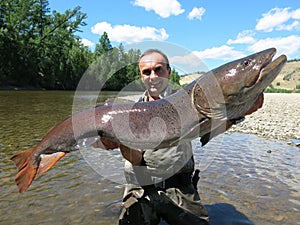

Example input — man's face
[139,52,171,97]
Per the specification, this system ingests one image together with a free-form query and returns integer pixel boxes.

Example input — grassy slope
[180,61,300,92]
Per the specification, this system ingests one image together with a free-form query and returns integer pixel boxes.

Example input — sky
[48,0,300,72]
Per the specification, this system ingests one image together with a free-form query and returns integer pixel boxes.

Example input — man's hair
[138,49,170,69]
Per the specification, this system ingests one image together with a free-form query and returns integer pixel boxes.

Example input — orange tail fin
[11,149,66,193]
[10,148,38,193]
[37,152,66,175]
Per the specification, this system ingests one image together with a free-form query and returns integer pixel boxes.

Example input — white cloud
[91,21,169,43]
[169,53,208,74]
[256,7,300,32]
[187,7,206,20]
[170,53,204,67]
[227,30,256,45]
[192,45,246,61]
[292,8,300,19]
[277,20,300,31]
[133,0,184,18]
[248,35,300,57]
[81,38,94,48]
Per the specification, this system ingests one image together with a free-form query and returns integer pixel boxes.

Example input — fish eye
[243,59,250,66]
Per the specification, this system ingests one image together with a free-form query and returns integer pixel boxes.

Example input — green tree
[0,0,91,89]
[170,68,181,87]
[94,31,112,57]
[104,44,142,90]
[38,6,89,89]
[0,0,39,86]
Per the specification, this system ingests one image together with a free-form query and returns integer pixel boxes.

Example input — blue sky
[48,0,300,71]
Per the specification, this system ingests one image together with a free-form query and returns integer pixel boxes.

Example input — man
[118,49,210,225]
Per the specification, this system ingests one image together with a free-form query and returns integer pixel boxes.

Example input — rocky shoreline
[230,93,300,144]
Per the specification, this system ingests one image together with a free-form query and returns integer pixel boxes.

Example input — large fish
[11,48,287,192]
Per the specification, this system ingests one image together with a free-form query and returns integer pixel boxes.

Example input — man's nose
[149,70,158,80]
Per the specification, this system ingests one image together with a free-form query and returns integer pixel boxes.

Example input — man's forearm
[120,145,143,166]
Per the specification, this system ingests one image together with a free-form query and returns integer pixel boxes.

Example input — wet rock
[274,214,284,222]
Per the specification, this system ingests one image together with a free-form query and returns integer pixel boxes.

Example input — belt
[152,172,192,190]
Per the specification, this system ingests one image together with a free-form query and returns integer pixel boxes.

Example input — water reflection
[0,91,299,225]
[196,133,300,225]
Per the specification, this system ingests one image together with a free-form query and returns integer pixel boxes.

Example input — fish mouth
[241,50,287,111]
[260,48,277,75]
[255,54,287,89]
[237,49,286,104]
[250,47,287,91]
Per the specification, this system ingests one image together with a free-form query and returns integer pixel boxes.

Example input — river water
[0,91,299,225]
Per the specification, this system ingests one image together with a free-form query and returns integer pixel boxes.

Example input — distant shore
[0,86,45,90]
[230,93,300,144]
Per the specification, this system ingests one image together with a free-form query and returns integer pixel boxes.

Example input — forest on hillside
[0,0,180,90]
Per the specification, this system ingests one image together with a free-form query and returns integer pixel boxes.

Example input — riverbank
[230,93,300,143]
[0,85,45,90]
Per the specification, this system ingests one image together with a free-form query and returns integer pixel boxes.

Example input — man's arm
[92,137,143,166]
[119,145,143,166]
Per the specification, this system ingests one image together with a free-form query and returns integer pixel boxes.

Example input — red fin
[10,148,38,193]
[37,152,66,175]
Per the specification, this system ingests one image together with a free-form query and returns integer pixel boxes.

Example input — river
[0,91,299,225]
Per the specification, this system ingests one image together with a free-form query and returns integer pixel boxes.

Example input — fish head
[223,48,287,119]
[217,48,286,103]
[192,48,287,120]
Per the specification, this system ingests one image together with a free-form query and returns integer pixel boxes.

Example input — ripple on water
[195,133,300,225]
[2,135,300,224]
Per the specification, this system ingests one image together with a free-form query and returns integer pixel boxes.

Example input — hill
[180,61,300,92]
[271,60,300,90]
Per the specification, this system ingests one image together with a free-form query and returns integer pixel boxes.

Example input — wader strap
[154,172,193,190]
[192,169,200,190]
[119,196,138,219]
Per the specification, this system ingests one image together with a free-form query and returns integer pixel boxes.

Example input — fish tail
[10,148,38,193]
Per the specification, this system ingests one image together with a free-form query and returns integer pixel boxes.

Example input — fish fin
[10,148,38,193]
[200,120,233,146]
[37,152,66,175]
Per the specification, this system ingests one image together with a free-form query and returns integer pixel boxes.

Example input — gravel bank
[230,93,300,142]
